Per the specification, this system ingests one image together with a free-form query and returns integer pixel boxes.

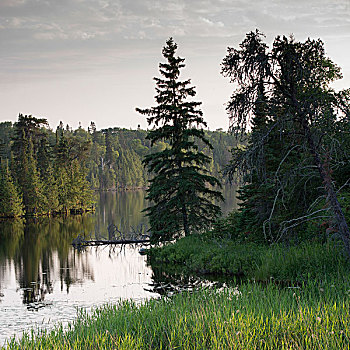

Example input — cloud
[0,0,349,83]
[2,0,27,7]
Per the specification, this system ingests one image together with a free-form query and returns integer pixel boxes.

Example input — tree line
[0,116,236,218]
[0,116,94,217]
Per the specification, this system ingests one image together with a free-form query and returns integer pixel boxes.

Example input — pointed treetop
[162,37,177,56]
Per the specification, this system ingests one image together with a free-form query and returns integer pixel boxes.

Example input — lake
[0,188,237,346]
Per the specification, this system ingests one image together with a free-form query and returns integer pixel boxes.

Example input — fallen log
[72,233,151,248]
[72,238,150,247]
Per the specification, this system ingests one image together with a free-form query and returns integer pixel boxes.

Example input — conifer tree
[12,115,47,216]
[137,38,223,243]
[222,31,350,248]
[20,137,46,215]
[0,161,23,218]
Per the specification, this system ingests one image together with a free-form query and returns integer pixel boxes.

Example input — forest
[2,32,350,350]
[0,116,236,218]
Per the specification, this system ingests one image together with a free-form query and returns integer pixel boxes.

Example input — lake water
[0,188,237,346]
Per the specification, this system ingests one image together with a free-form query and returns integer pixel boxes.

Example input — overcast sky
[1,0,349,131]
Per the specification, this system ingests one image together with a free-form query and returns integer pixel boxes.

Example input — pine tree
[222,31,350,247]
[0,160,23,218]
[11,114,48,216]
[137,38,223,243]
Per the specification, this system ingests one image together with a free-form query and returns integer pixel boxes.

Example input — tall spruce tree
[0,160,23,218]
[12,114,48,216]
[137,38,223,243]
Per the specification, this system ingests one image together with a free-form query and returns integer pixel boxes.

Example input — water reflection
[148,262,236,297]
[0,216,95,306]
[95,191,148,239]
[0,187,237,345]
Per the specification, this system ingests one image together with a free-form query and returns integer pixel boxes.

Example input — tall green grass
[5,236,350,349]
[5,280,350,349]
[149,234,349,282]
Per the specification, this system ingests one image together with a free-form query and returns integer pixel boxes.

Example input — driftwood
[72,223,150,249]
[72,237,150,248]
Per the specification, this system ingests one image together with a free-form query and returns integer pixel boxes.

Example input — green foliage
[137,38,224,242]
[149,233,348,282]
[7,279,350,349]
[0,122,13,161]
[150,234,265,276]
[1,120,236,195]
[54,126,94,213]
[0,114,96,217]
[0,161,23,218]
[222,31,350,243]
[85,127,236,191]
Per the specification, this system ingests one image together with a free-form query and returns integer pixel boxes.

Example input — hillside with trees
[0,116,237,218]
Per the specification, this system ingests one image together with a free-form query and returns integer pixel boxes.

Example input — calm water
[0,188,237,345]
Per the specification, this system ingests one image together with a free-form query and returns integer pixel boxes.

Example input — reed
[5,278,350,349]
[149,234,349,281]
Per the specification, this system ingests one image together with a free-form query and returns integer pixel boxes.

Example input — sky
[0,0,349,132]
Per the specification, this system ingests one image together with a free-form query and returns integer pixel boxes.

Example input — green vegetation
[148,232,348,282]
[5,279,350,349]
[222,30,350,249]
[0,161,23,218]
[1,31,350,349]
[0,115,94,217]
[137,38,223,243]
[0,118,235,218]
[87,125,235,191]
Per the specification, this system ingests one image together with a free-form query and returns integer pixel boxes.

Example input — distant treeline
[0,115,237,218]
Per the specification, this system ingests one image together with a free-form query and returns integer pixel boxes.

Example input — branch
[337,178,350,193]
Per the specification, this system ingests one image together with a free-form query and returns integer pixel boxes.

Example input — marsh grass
[5,279,350,349]
[5,237,350,349]
[149,234,349,281]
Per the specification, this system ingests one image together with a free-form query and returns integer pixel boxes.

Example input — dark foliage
[137,38,224,243]
[222,31,350,247]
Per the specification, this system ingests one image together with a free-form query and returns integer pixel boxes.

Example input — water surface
[0,188,237,345]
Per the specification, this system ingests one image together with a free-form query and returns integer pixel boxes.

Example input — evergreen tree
[137,38,223,243]
[12,115,48,216]
[20,137,46,215]
[43,164,59,214]
[0,122,13,160]
[0,161,23,218]
[222,31,350,248]
[54,126,93,213]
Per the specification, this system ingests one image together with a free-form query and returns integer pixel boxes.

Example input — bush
[148,234,349,283]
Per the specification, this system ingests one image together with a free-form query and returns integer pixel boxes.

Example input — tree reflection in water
[0,189,238,345]
[0,215,95,305]
[0,190,151,306]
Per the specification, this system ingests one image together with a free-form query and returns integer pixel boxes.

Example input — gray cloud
[1,0,348,54]
[0,0,349,129]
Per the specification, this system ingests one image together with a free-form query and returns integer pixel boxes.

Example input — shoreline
[5,276,350,349]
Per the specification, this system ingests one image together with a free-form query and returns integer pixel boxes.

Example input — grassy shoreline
[148,233,349,283]
[5,234,350,349]
[5,279,350,349]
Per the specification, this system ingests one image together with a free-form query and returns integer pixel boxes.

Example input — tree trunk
[303,121,350,256]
